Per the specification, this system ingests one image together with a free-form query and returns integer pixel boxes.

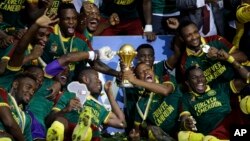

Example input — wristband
[227,56,235,63]
[247,72,250,84]
[144,24,153,32]
[88,51,96,61]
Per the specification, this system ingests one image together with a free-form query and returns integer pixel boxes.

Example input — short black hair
[58,2,76,18]
[77,67,95,83]
[177,20,197,37]
[136,44,155,55]
[23,65,43,72]
[134,62,151,78]
[240,84,250,97]
[13,72,37,84]
[185,65,202,81]
[80,1,98,15]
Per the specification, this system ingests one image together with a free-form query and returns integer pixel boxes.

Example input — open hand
[35,9,59,28]
[64,98,82,112]
[97,46,116,61]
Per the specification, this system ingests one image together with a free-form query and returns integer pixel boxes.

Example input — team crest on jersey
[50,42,58,53]
[207,90,216,96]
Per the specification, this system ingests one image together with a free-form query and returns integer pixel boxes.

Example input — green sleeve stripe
[163,81,175,92]
[134,121,140,126]
[52,107,61,112]
[44,72,53,79]
[0,137,12,140]
[179,111,191,117]
[0,102,10,108]
[1,56,10,60]
[230,80,239,94]
[103,112,111,124]
[6,64,21,71]
[229,46,237,54]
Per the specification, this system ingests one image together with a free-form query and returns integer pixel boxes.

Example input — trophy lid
[118,44,137,55]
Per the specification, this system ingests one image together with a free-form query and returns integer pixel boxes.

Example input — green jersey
[0,0,26,28]
[154,60,176,83]
[134,79,182,133]
[152,0,178,14]
[0,44,15,59]
[27,78,55,128]
[53,92,110,125]
[180,36,235,86]
[0,22,17,36]
[42,24,89,71]
[124,60,175,131]
[0,90,32,140]
[0,66,22,91]
[182,83,233,134]
[125,60,174,110]
[84,95,110,126]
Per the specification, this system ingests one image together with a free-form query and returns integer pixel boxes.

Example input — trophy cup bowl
[117,44,137,87]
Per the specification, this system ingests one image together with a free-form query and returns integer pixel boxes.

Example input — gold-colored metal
[117,44,137,87]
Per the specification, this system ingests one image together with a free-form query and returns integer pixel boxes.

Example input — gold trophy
[117,44,137,87]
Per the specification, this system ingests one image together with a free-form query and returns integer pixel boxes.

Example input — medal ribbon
[58,28,74,54]
[9,94,26,132]
[136,92,154,123]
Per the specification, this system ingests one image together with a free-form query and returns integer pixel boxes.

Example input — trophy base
[120,83,134,88]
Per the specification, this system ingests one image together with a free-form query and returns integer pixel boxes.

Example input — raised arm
[104,81,126,128]
[8,10,58,68]
[0,88,25,141]
[217,49,250,91]
[89,60,120,77]
[123,69,174,96]
[142,0,156,41]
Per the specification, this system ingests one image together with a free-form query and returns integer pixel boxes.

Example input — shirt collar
[54,24,71,42]
[186,37,207,57]
[189,85,211,97]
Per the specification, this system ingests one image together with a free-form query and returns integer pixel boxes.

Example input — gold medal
[141,121,147,128]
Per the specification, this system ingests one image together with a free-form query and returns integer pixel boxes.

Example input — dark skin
[77,2,119,36]
[0,106,24,141]
[59,6,121,78]
[46,69,125,139]
[179,23,248,63]
[181,50,250,131]
[8,10,58,68]
[6,11,60,99]
[142,0,156,41]
[22,27,50,65]
[123,63,174,96]
[0,0,53,48]
[44,50,116,126]
[0,77,37,141]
